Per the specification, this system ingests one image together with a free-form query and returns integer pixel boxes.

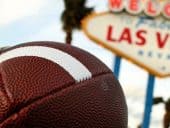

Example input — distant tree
[0,47,9,54]
[164,99,170,128]
[137,124,141,128]
[153,97,170,128]
[61,0,93,44]
[153,97,164,105]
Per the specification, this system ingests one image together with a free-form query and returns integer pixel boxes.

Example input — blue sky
[0,0,170,127]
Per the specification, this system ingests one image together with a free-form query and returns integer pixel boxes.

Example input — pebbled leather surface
[1,74,127,128]
[0,42,127,128]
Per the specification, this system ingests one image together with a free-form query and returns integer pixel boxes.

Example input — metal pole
[142,74,155,128]
[113,55,122,78]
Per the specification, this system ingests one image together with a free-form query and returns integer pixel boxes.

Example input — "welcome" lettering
[109,0,170,19]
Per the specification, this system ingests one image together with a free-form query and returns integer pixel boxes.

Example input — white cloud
[0,0,46,26]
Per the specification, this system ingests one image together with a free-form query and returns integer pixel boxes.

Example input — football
[0,41,127,128]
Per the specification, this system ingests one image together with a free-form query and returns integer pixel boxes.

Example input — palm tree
[153,97,170,128]
[61,0,93,44]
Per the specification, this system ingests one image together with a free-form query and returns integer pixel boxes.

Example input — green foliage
[153,97,170,111]
[61,0,93,32]
[165,98,170,111]
[0,47,9,54]
[153,97,164,105]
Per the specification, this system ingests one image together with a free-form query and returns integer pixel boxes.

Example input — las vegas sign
[82,12,170,77]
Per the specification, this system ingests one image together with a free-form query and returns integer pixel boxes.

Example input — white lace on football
[0,46,92,82]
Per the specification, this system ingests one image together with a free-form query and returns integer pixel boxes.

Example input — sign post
[113,56,122,78]
[142,74,155,128]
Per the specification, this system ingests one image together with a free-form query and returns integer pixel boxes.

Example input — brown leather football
[0,41,127,128]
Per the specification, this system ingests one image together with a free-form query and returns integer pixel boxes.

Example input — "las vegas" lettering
[106,25,170,49]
